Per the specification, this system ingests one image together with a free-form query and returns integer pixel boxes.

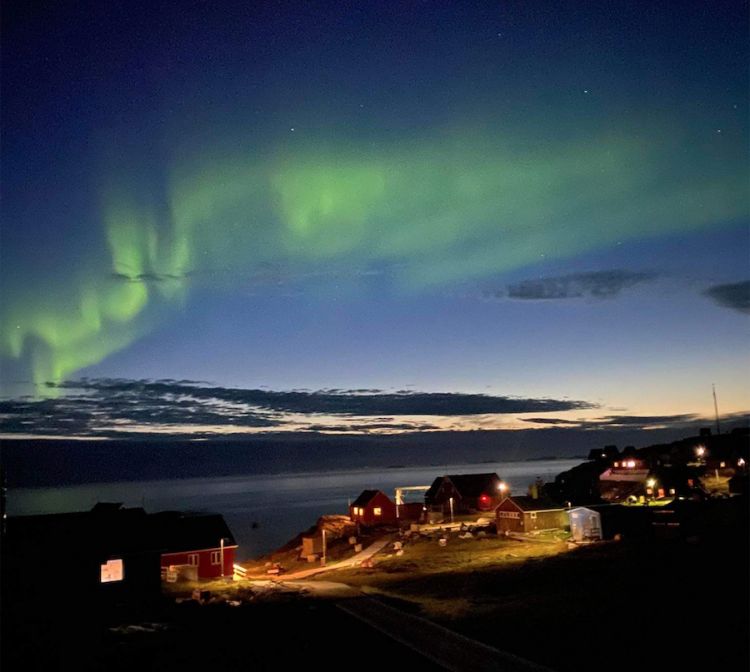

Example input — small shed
[495,496,567,534]
[349,490,397,526]
[568,507,602,541]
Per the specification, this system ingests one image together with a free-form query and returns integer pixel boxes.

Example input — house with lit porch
[153,511,237,579]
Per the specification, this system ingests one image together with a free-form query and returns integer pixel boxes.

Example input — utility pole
[713,384,721,435]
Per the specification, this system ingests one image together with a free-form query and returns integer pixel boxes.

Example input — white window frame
[188,553,199,566]
[210,551,221,565]
[373,507,382,516]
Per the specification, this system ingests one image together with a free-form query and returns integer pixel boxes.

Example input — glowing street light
[219,537,231,578]
[497,481,508,495]
[449,497,454,523]
[695,445,706,458]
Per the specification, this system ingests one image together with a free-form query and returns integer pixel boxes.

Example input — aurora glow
[1,0,748,429]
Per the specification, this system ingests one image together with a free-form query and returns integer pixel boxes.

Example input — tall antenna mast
[712,383,721,435]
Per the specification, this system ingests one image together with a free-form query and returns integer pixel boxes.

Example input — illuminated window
[188,554,199,566]
[100,558,124,583]
[373,507,382,516]
[530,512,537,519]
[210,551,221,565]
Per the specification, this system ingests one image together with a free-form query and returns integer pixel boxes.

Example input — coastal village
[3,427,748,671]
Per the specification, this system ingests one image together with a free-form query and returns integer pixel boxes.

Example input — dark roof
[7,505,237,559]
[501,496,564,512]
[6,505,159,559]
[351,489,389,508]
[427,473,500,500]
[150,512,236,552]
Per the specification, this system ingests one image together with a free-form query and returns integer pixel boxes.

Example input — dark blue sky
[1,0,748,438]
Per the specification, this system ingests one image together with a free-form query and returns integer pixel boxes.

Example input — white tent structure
[568,507,602,542]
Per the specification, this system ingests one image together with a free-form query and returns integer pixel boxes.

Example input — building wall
[427,479,463,511]
[397,502,425,522]
[161,547,236,579]
[496,499,524,533]
[523,509,567,531]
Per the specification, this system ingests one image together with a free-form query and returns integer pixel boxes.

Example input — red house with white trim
[152,512,237,579]
[349,490,397,526]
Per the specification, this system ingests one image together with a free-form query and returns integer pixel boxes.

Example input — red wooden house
[153,511,237,579]
[349,490,397,526]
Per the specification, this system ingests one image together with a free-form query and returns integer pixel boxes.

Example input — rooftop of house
[427,473,500,499]
[351,489,390,508]
[150,511,237,552]
[499,495,565,512]
[7,504,237,558]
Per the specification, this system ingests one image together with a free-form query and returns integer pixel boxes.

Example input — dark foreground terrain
[3,510,748,672]
[2,596,438,671]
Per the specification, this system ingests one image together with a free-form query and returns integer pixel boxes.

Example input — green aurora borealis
[2,122,746,391]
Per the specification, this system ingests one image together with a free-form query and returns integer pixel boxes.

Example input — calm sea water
[7,459,580,560]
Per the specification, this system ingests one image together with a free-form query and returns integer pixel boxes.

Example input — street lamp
[497,481,508,495]
[449,497,454,523]
[646,478,656,504]
[219,537,228,578]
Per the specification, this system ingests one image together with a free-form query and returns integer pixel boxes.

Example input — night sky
[1,1,748,439]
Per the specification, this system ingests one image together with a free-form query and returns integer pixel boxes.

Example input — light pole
[449,497,454,523]
[220,537,226,577]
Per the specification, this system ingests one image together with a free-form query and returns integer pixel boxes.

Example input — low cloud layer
[489,270,658,301]
[0,378,595,437]
[522,412,750,432]
[704,280,750,314]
